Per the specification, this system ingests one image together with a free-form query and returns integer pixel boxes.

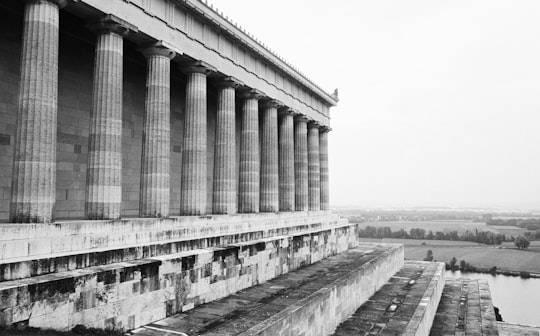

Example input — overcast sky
[207,0,540,210]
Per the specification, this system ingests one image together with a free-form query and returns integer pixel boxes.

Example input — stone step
[0,213,350,282]
[332,260,445,336]
[429,279,499,336]
[129,243,404,336]
[0,230,376,331]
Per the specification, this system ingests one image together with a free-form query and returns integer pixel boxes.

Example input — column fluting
[139,44,175,218]
[180,61,215,216]
[294,116,309,211]
[86,17,133,220]
[213,77,242,214]
[10,0,66,223]
[308,122,321,211]
[260,99,281,212]
[279,108,296,212]
[319,126,330,210]
[238,90,263,213]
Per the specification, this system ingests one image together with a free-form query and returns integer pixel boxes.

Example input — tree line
[358,226,509,245]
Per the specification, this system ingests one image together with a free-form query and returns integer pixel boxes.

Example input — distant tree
[424,250,434,261]
[459,260,467,271]
[449,257,458,270]
[426,230,434,240]
[515,236,530,250]
[410,228,426,239]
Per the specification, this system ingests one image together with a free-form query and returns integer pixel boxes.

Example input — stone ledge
[0,228,363,331]
[0,211,341,261]
[0,218,354,282]
[130,243,404,336]
[332,260,445,336]
[429,279,499,336]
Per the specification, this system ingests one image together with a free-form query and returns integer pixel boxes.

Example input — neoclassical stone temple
[1,0,336,224]
[0,1,515,335]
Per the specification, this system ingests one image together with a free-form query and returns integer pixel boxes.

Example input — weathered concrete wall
[0,225,358,331]
[0,212,348,281]
[242,244,405,336]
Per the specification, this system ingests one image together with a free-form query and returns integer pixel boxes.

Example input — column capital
[185,60,216,75]
[279,107,298,117]
[88,14,138,37]
[294,115,310,123]
[260,98,283,110]
[216,76,244,89]
[319,125,332,132]
[240,88,265,100]
[26,0,68,8]
[308,120,321,129]
[139,41,176,59]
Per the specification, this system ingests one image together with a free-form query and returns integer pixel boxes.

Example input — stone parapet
[0,223,365,331]
[0,211,345,281]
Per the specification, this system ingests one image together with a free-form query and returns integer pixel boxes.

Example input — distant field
[355,220,533,237]
[359,238,540,273]
[357,220,499,233]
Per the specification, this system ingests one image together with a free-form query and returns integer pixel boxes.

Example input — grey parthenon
[5,0,337,223]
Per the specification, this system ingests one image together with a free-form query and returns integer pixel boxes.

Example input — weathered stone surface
[213,77,241,215]
[429,279,500,336]
[139,44,175,218]
[86,17,132,220]
[294,117,308,211]
[308,122,320,211]
[0,224,366,331]
[127,243,404,336]
[0,211,342,281]
[180,61,214,216]
[10,0,64,223]
[239,90,263,213]
[260,99,280,213]
[279,109,295,212]
[333,261,445,336]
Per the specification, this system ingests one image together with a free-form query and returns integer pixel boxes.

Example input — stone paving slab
[332,260,445,336]
[129,243,404,336]
[429,279,499,336]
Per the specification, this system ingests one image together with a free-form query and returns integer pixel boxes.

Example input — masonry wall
[0,226,359,330]
[0,2,257,221]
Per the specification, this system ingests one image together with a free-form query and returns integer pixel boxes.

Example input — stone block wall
[0,225,359,331]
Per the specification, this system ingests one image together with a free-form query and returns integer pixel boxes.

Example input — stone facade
[0,0,337,223]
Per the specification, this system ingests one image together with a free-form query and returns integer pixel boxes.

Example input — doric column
[86,15,135,220]
[278,108,296,212]
[180,61,215,216]
[260,98,281,212]
[10,0,66,223]
[308,121,321,211]
[319,126,331,210]
[294,116,309,211]
[213,76,242,214]
[139,43,175,218]
[238,89,263,213]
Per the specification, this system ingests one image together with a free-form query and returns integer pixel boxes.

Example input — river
[445,270,540,327]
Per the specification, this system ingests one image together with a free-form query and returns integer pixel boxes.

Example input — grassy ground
[360,238,540,274]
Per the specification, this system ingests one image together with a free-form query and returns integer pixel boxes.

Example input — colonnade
[9,1,331,223]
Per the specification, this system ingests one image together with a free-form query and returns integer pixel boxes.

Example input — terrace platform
[128,244,404,336]
[429,279,499,336]
[332,260,445,336]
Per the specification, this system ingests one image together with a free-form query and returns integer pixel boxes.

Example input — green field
[360,238,540,273]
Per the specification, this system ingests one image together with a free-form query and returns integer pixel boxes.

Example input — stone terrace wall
[0,225,359,331]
